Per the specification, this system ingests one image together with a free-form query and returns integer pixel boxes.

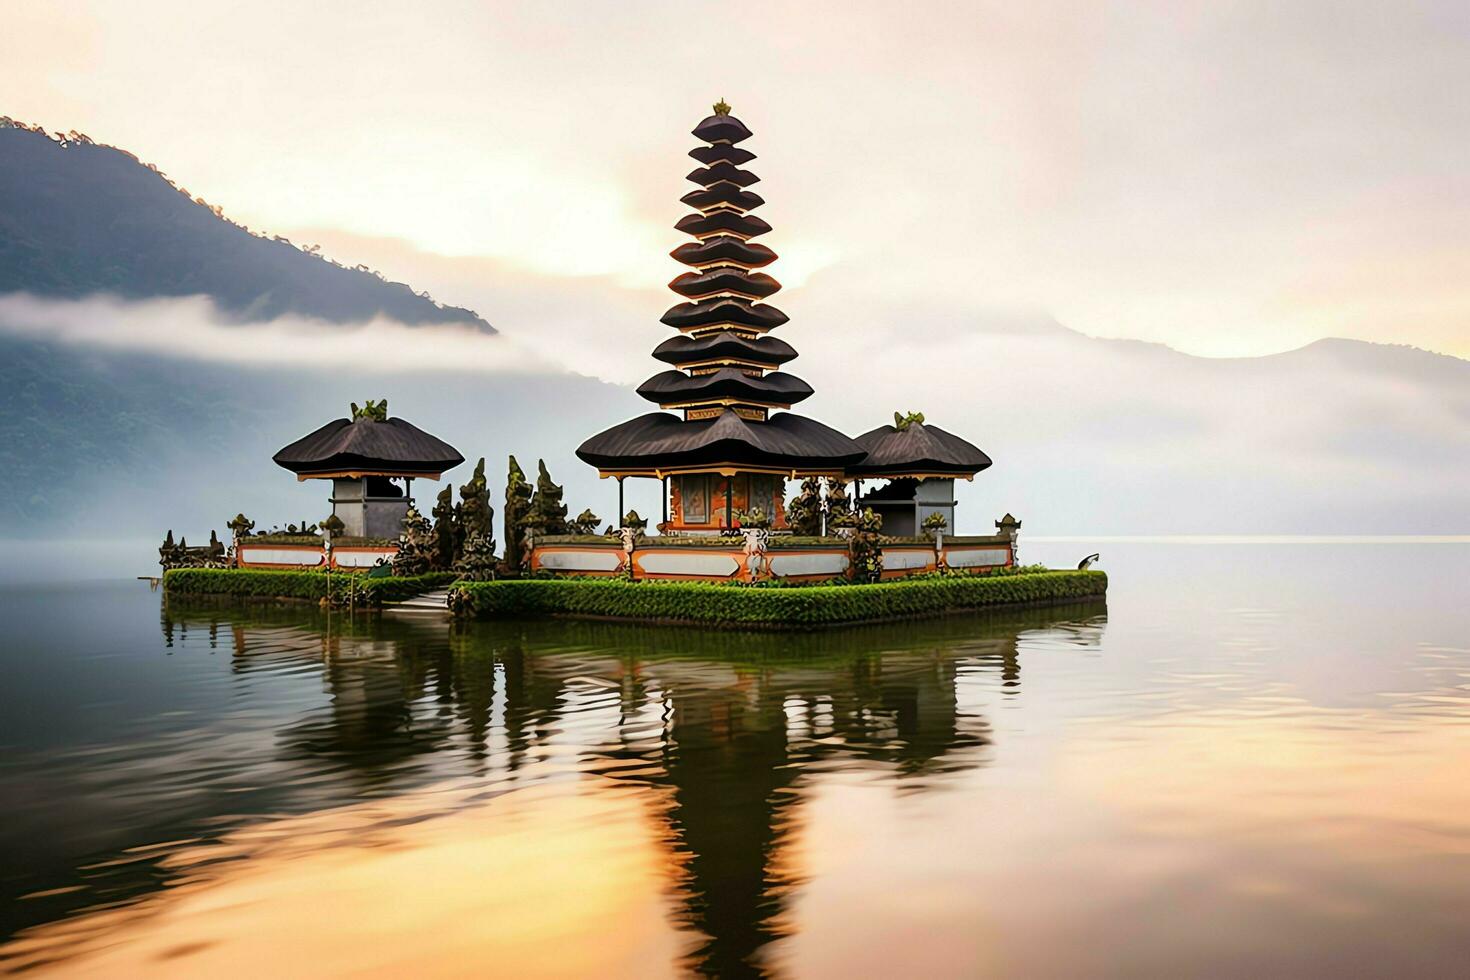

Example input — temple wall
[235,542,397,571]
[529,535,1013,583]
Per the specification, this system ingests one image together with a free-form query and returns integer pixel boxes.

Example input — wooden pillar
[724,478,734,530]
[617,477,625,524]
[662,477,669,527]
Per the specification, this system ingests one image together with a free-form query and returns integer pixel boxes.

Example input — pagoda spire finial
[713,97,731,116]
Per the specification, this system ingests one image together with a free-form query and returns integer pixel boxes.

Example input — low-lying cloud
[0,293,553,374]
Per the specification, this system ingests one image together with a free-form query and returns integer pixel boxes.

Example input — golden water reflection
[4,602,1090,977]
[5,573,1469,978]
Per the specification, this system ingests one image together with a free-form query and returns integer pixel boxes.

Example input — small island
[158,103,1105,627]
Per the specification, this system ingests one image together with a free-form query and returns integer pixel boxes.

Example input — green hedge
[163,569,457,604]
[452,570,1106,628]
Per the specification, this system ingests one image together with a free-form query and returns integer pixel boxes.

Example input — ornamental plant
[503,456,533,571]
[226,513,255,539]
[843,506,884,583]
[459,458,495,545]
[350,399,389,421]
[785,476,822,535]
[454,530,498,581]
[825,477,852,522]
[431,484,458,571]
[569,508,601,535]
[733,506,772,529]
[526,459,569,536]
[392,505,435,576]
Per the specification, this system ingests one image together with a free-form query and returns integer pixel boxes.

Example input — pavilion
[576,101,865,532]
[849,416,993,535]
[273,401,463,539]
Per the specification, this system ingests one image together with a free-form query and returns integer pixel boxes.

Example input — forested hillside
[0,119,491,330]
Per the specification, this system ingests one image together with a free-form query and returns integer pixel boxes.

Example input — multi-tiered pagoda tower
[578,101,864,532]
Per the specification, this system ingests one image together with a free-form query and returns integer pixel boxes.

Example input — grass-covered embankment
[451,570,1107,628]
[162,568,457,604]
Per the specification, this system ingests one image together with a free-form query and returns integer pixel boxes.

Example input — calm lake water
[1,541,1467,978]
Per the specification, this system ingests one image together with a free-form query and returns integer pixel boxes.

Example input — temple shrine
[574,102,999,550]
[577,100,866,532]
[168,103,1021,585]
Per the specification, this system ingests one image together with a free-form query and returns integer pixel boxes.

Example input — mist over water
[5,291,1466,541]
[2,541,1467,977]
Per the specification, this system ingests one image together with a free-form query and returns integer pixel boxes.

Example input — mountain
[0,119,492,330]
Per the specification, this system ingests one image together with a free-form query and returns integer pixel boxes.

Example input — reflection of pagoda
[158,604,1105,977]
[578,101,864,531]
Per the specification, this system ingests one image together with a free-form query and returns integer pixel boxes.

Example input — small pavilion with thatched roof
[273,400,463,539]
[848,413,992,536]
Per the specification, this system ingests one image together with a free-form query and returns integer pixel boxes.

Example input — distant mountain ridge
[0,119,493,330]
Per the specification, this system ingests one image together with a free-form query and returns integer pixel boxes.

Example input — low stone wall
[235,541,397,571]
[529,533,1014,583]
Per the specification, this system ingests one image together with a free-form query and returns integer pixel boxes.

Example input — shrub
[450,570,1106,628]
[391,506,435,576]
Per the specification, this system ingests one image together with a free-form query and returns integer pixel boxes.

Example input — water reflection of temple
[162,600,1105,976]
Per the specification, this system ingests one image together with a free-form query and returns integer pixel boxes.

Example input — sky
[5,0,1468,361]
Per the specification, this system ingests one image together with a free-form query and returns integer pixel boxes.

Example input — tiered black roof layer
[689,144,756,166]
[652,332,797,367]
[669,269,781,300]
[680,186,764,211]
[692,113,754,144]
[686,163,759,187]
[577,107,864,474]
[661,298,789,332]
[670,236,776,269]
[578,410,864,472]
[637,368,813,406]
[675,211,772,240]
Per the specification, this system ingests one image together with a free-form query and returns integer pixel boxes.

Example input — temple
[177,104,1018,585]
[577,100,864,532]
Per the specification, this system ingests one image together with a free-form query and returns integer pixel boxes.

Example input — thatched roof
[274,416,463,479]
[577,410,864,475]
[847,421,991,478]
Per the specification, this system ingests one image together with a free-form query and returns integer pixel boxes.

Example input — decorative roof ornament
[713,98,731,116]
[350,399,389,422]
[894,411,926,431]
